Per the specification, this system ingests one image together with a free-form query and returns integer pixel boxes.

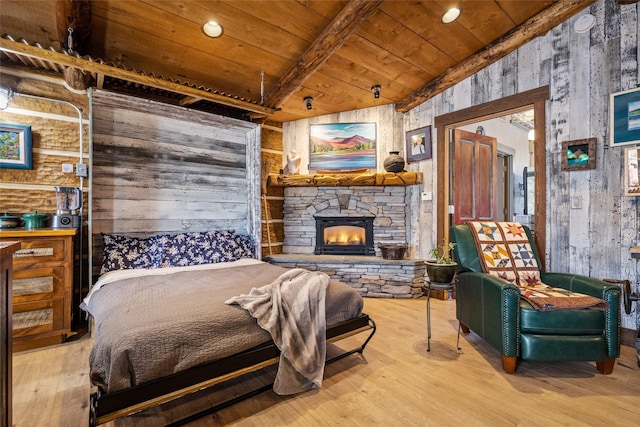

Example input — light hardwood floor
[13,297,640,426]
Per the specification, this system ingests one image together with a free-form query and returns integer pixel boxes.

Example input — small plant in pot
[426,238,457,288]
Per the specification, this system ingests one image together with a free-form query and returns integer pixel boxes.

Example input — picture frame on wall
[0,123,32,170]
[561,138,596,171]
[610,87,640,147]
[405,125,432,163]
[624,146,640,196]
[309,122,376,170]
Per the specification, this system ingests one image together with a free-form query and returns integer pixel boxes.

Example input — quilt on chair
[467,221,608,311]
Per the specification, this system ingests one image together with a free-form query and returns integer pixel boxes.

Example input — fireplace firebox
[315,216,375,255]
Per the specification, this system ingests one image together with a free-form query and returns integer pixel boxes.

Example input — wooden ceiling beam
[55,0,92,54]
[263,0,382,109]
[395,0,598,112]
[56,1,93,92]
[0,38,275,116]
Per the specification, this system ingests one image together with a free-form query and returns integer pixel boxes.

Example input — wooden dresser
[0,228,77,352]
[1,241,20,427]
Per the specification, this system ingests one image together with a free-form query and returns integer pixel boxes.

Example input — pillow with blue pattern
[101,230,255,273]
[100,233,163,274]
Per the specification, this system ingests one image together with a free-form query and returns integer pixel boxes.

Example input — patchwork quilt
[467,221,608,311]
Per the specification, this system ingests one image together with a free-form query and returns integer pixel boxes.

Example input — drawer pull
[14,247,54,258]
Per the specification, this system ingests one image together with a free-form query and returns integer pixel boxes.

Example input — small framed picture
[561,138,596,171]
[624,146,640,196]
[610,87,640,147]
[406,125,432,163]
[0,123,32,170]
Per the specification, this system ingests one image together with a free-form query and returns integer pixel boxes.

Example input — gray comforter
[82,260,363,393]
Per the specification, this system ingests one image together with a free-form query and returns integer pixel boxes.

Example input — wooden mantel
[268,172,422,187]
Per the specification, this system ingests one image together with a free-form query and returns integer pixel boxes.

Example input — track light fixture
[371,85,381,99]
[304,96,313,110]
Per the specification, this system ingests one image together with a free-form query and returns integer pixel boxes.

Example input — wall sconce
[371,85,381,99]
[304,96,313,110]
[0,85,14,110]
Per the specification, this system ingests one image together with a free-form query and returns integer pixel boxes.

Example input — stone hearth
[264,254,425,298]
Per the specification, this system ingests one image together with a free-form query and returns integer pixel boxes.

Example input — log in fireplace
[315,216,375,255]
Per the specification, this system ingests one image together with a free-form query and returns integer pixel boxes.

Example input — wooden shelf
[267,172,422,187]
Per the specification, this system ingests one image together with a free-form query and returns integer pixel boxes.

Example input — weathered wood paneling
[282,0,639,330]
[91,90,261,274]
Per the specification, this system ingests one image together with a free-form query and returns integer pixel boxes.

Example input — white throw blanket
[225,268,329,395]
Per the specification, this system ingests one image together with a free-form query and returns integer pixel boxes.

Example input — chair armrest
[456,272,521,357]
[540,272,619,299]
[541,272,621,358]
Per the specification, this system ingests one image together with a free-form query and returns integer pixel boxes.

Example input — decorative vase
[383,151,405,173]
[425,261,457,288]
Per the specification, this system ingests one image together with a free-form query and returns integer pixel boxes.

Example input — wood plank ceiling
[0,0,600,123]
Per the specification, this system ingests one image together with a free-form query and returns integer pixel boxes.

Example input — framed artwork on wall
[406,125,432,163]
[624,146,640,196]
[610,87,640,147]
[309,122,376,170]
[0,123,32,170]
[561,138,596,171]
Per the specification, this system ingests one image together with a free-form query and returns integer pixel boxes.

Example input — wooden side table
[1,241,20,427]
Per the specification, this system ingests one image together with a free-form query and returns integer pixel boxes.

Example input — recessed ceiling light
[442,7,461,24]
[203,20,223,38]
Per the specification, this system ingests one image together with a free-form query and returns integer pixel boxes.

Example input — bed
[83,230,375,426]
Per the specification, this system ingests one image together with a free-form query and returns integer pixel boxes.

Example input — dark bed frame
[89,313,376,426]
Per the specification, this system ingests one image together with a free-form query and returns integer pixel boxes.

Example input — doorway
[434,86,549,267]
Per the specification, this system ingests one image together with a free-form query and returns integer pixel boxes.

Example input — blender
[52,186,82,228]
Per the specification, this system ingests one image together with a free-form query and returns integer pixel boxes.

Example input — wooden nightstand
[0,228,77,352]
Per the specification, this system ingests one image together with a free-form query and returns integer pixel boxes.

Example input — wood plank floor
[12,297,640,426]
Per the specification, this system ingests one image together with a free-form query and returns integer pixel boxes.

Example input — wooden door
[451,129,498,224]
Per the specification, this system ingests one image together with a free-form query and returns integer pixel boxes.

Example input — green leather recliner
[450,223,621,374]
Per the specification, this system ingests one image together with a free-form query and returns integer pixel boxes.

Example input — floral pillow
[156,230,255,268]
[101,230,255,273]
[100,233,163,274]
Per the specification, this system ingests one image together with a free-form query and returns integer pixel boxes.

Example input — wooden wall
[90,90,261,276]
[0,75,88,216]
[0,73,90,302]
[283,0,640,330]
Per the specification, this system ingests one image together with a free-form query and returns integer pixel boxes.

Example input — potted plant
[426,238,457,287]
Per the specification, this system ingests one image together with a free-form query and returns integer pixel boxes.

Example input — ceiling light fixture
[202,20,223,38]
[442,7,461,24]
[304,96,313,110]
[371,85,381,99]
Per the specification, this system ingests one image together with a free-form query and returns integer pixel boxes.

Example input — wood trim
[396,0,596,112]
[267,172,422,187]
[434,86,549,266]
[0,228,77,238]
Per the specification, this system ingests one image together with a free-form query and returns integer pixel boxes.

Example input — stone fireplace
[282,185,409,255]
[265,173,426,298]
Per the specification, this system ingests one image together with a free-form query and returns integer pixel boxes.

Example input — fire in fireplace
[315,216,375,255]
